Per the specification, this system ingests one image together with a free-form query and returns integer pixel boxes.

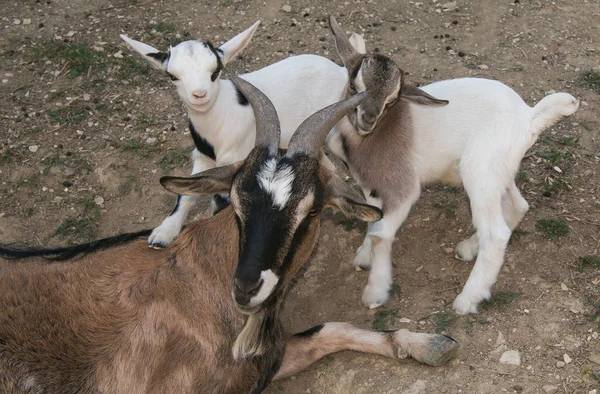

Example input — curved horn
[230,76,280,154]
[287,91,367,157]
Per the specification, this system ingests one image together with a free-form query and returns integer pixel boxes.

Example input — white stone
[281,4,292,12]
[543,386,559,394]
[478,64,489,70]
[66,30,76,37]
[23,19,31,25]
[83,93,91,101]
[560,283,568,291]
[146,137,157,145]
[28,145,39,153]
[399,318,411,323]
[94,196,104,205]
[563,353,572,364]
[499,350,521,366]
[113,50,124,59]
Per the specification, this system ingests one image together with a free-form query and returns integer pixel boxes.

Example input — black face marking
[369,189,378,198]
[294,324,324,338]
[147,51,170,64]
[211,194,231,215]
[189,121,216,161]
[203,41,224,82]
[169,195,182,215]
[234,85,250,106]
[167,72,179,81]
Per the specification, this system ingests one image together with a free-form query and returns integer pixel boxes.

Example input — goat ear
[219,21,260,64]
[400,84,449,106]
[324,172,383,223]
[120,34,168,71]
[349,33,366,54]
[329,16,363,71]
[160,162,242,196]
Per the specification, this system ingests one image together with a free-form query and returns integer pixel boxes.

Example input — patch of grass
[433,198,459,220]
[481,290,519,311]
[576,70,600,93]
[543,175,572,193]
[80,196,100,219]
[47,105,87,125]
[118,56,151,79]
[429,312,459,333]
[29,41,105,78]
[585,296,600,330]
[509,228,529,244]
[50,90,66,100]
[372,308,400,330]
[464,316,490,336]
[156,149,190,174]
[55,217,97,242]
[559,136,579,147]
[155,22,175,34]
[0,149,14,165]
[17,173,41,187]
[577,255,600,273]
[517,166,528,183]
[118,175,143,198]
[538,149,574,171]
[119,138,155,158]
[390,281,401,299]
[536,219,569,240]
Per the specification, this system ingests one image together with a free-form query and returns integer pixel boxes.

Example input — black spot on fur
[203,41,224,81]
[189,121,216,161]
[294,324,324,338]
[370,189,378,198]
[234,85,249,106]
[0,229,152,261]
[212,194,231,215]
[147,51,170,63]
[169,195,182,215]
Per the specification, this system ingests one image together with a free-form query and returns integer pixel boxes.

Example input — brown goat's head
[329,16,449,135]
[161,77,382,315]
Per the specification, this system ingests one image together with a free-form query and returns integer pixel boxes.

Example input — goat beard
[232,304,283,362]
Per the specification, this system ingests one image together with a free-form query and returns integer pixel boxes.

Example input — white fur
[248,270,279,308]
[333,77,579,314]
[257,159,295,209]
[121,22,348,247]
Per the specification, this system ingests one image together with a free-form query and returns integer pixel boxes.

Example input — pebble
[444,247,453,254]
[560,283,568,291]
[513,385,523,393]
[563,353,572,364]
[83,93,91,101]
[23,18,31,25]
[478,64,489,70]
[12,19,21,25]
[499,350,521,366]
[542,385,559,394]
[28,145,39,153]
[399,318,411,323]
[146,137,157,145]
[113,50,124,59]
[94,196,104,205]
[66,30,76,37]
[281,4,292,13]
[496,331,507,346]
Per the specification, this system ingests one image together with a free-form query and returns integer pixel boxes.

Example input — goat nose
[233,278,263,305]
[361,112,376,125]
[192,89,207,99]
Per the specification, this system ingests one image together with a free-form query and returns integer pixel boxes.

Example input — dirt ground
[1,0,599,392]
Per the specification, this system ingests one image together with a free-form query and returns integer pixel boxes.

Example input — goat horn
[230,76,280,154]
[287,91,367,157]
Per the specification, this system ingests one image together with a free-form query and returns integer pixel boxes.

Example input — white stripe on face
[248,269,279,307]
[257,159,295,210]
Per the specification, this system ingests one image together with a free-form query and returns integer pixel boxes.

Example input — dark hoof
[421,335,459,366]
[148,243,167,249]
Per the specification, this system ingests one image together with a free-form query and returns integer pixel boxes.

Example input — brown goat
[0,78,458,393]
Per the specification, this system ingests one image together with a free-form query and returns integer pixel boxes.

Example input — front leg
[361,184,420,309]
[148,149,215,248]
[273,323,458,381]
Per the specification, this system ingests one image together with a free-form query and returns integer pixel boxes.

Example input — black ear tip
[159,176,173,187]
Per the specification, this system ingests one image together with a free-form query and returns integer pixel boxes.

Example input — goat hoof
[454,240,477,262]
[418,335,459,366]
[362,284,389,309]
[452,290,489,315]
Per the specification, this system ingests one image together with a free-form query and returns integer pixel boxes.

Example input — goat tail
[529,92,579,136]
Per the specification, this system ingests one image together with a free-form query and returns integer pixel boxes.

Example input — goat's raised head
[161,77,382,315]
[120,21,260,112]
[328,16,449,135]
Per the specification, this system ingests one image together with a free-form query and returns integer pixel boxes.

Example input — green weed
[577,256,600,273]
[481,291,519,311]
[536,219,569,240]
[30,41,105,78]
[47,106,87,125]
[576,70,600,93]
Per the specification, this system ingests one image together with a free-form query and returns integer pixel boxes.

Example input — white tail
[529,92,579,136]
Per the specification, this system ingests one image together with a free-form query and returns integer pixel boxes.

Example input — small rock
[94,196,104,206]
[560,283,568,291]
[563,353,572,364]
[146,137,157,145]
[12,19,21,25]
[28,145,39,153]
[542,385,559,394]
[399,318,411,323]
[76,130,84,135]
[444,247,453,254]
[66,30,76,37]
[63,167,75,176]
[441,1,457,11]
[496,331,507,346]
[499,350,521,366]
[23,18,32,25]
[478,64,489,70]
[113,50,124,59]
[556,361,565,368]
[83,93,91,101]
[513,385,523,393]
[281,4,292,13]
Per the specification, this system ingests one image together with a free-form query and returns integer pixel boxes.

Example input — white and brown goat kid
[326,16,580,314]
[121,21,350,248]
[0,78,458,394]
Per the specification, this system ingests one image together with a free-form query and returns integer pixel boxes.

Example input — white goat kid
[327,16,580,314]
[121,22,348,248]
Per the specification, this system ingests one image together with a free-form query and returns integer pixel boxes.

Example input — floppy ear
[219,21,260,64]
[160,162,242,196]
[324,173,383,223]
[349,33,366,54]
[329,16,364,71]
[400,84,449,106]
[120,34,168,71]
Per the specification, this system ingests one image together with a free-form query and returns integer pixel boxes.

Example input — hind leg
[453,181,512,314]
[361,184,420,309]
[455,181,529,262]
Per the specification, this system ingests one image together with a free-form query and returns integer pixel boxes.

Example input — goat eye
[349,81,356,91]
[167,72,179,82]
[211,70,220,82]
[309,210,319,217]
